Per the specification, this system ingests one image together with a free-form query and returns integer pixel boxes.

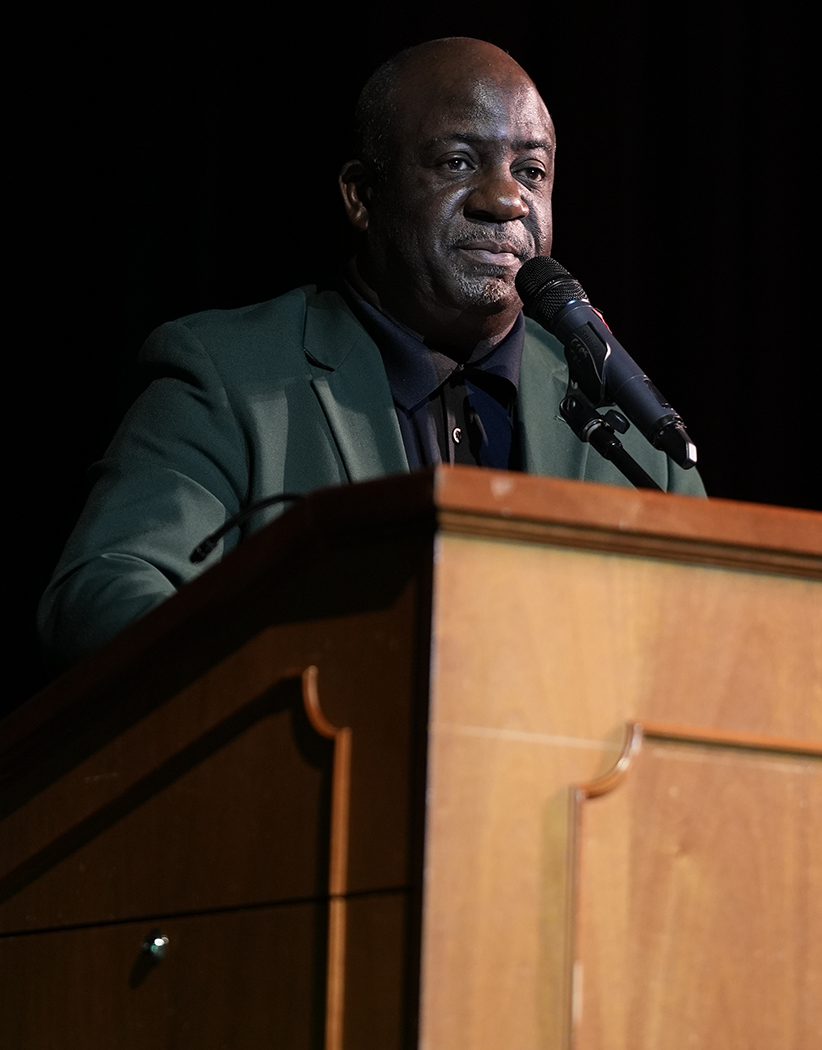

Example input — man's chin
[451,273,519,311]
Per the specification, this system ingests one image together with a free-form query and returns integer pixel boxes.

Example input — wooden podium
[2,467,821,1049]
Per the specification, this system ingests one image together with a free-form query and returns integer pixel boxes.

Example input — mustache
[449,228,535,257]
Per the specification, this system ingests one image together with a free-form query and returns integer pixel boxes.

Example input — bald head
[341,39,555,351]
[355,38,549,181]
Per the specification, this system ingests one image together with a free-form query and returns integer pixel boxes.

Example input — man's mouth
[454,240,527,268]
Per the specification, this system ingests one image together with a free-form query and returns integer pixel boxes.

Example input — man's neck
[346,258,520,362]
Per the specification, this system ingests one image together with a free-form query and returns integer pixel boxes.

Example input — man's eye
[443,157,471,171]
[517,165,545,182]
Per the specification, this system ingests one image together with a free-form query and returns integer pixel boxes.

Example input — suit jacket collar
[303,290,409,482]
[301,292,585,483]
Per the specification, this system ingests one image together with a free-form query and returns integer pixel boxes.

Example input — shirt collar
[339,278,525,412]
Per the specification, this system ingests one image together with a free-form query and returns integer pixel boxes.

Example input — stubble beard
[449,267,519,313]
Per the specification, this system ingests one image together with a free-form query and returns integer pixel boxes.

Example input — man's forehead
[399,75,553,144]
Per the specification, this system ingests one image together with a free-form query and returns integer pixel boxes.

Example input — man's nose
[465,169,529,222]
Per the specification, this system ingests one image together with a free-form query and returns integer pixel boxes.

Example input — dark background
[8,2,815,713]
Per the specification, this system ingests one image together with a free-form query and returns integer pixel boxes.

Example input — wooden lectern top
[4,467,821,760]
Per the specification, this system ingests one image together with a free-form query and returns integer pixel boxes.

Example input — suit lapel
[518,324,590,479]
[304,292,408,482]
[301,297,588,484]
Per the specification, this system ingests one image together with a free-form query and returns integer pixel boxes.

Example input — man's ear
[338,160,372,231]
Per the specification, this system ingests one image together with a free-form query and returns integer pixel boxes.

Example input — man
[39,38,704,668]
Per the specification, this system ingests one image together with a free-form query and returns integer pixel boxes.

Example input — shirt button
[452,427,462,444]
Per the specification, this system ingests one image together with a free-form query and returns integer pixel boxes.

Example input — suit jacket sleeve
[38,318,253,667]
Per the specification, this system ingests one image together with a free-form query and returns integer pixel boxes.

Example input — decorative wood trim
[575,724,645,800]
[302,666,352,897]
[435,466,822,557]
[641,720,822,757]
[566,782,581,1050]
[567,724,644,1049]
[301,666,352,1050]
[437,509,822,580]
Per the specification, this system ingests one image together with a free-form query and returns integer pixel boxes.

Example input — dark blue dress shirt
[341,283,525,471]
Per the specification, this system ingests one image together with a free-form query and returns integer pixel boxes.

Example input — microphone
[515,256,697,468]
[189,492,303,563]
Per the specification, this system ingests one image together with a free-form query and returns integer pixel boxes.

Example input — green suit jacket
[39,287,705,666]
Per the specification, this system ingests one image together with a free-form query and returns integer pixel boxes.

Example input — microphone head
[515,256,589,327]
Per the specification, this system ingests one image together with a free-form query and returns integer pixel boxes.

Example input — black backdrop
[8,3,815,711]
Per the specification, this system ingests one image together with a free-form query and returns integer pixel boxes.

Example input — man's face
[350,52,555,346]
